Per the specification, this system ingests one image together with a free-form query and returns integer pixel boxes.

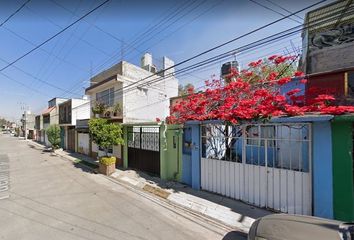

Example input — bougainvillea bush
[167,55,354,124]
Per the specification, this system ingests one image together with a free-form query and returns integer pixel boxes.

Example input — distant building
[221,61,239,83]
[41,97,68,146]
[20,111,35,139]
[85,52,178,160]
[58,97,90,151]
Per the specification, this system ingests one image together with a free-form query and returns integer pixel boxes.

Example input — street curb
[27,140,251,233]
[142,184,171,199]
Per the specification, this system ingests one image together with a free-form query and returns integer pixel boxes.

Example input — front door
[67,127,76,152]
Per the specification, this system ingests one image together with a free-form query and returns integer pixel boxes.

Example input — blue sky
[0,0,333,121]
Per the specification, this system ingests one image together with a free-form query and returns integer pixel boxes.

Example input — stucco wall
[160,124,183,181]
[312,121,333,219]
[71,99,90,125]
[122,62,178,123]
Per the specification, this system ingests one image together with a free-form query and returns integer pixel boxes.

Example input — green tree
[46,124,61,149]
[0,118,9,128]
[88,118,124,156]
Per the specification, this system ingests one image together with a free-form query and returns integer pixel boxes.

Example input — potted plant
[113,103,122,117]
[88,118,124,175]
[92,102,107,118]
[104,107,113,118]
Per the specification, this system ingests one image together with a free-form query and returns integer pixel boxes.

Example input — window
[246,125,275,147]
[201,124,242,162]
[96,88,114,106]
[43,115,50,124]
[348,71,354,97]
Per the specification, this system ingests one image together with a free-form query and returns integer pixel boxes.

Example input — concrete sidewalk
[28,140,272,233]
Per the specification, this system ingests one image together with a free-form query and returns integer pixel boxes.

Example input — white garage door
[200,123,312,215]
[78,133,90,155]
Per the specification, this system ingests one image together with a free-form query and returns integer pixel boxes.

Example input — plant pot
[98,156,116,176]
[99,163,116,176]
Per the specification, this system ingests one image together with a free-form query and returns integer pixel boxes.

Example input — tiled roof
[41,106,55,115]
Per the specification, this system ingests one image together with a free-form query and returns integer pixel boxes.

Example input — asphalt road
[0,134,246,240]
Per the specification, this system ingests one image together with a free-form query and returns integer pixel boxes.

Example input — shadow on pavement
[124,168,272,221]
[222,230,248,240]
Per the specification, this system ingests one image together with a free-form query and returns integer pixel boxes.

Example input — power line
[69,0,337,113]
[126,0,194,53]
[59,0,214,98]
[47,0,192,97]
[0,72,51,98]
[263,0,304,21]
[2,25,88,73]
[35,1,111,92]
[88,0,204,76]
[23,3,111,57]
[71,2,343,113]
[0,0,111,72]
[0,56,80,95]
[125,0,225,64]
[0,0,31,27]
[248,0,303,24]
[29,0,85,89]
[119,5,350,96]
[27,0,335,114]
[113,0,328,94]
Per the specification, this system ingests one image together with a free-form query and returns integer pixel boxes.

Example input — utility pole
[18,102,28,140]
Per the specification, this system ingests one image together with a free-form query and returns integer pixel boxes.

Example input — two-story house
[85,53,178,162]
[41,97,67,146]
[58,97,90,151]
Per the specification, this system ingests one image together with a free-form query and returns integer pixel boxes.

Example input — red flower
[286,88,301,96]
[277,77,291,85]
[248,59,262,68]
[314,94,335,102]
[166,54,353,124]
[284,105,304,116]
[294,71,304,77]
[273,56,287,65]
[274,95,286,102]
[267,72,279,81]
[320,106,346,115]
[268,55,278,61]
[300,78,307,84]
[156,117,161,122]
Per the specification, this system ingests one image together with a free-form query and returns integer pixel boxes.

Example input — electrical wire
[61,0,220,98]
[0,0,111,72]
[248,0,303,24]
[0,0,31,27]
[94,4,351,106]
[17,0,338,116]
[263,0,304,21]
[98,0,329,98]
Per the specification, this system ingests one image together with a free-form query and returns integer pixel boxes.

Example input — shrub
[100,156,116,166]
[46,124,61,149]
[88,118,124,156]
[92,102,107,115]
